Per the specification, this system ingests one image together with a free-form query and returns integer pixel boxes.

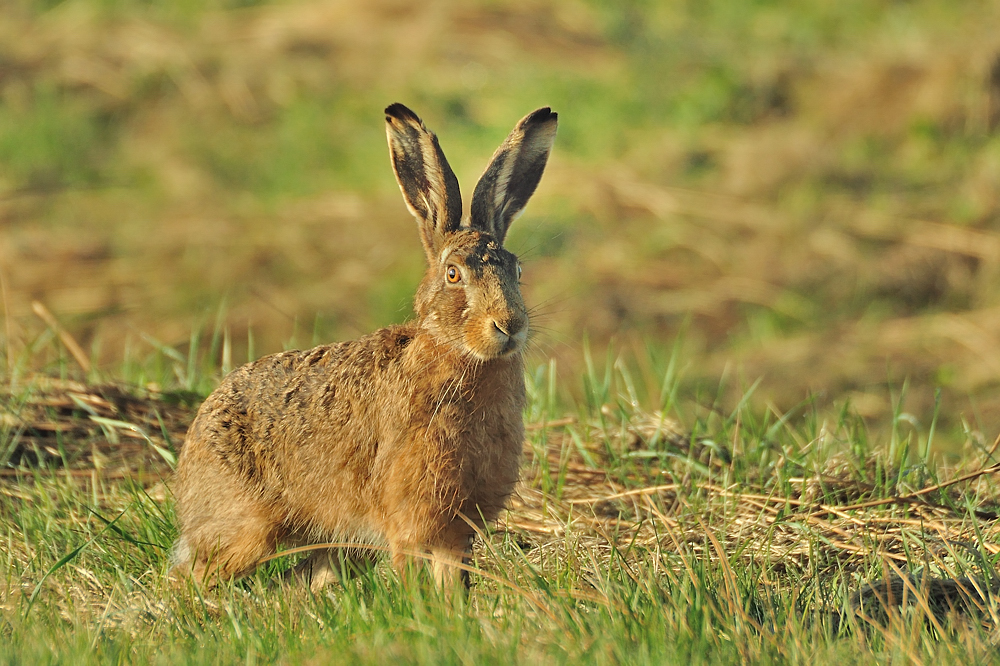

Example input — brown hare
[171,103,557,591]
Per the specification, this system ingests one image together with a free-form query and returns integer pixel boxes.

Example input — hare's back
[182,325,418,490]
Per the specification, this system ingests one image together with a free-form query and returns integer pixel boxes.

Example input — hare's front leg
[430,544,471,590]
[389,525,473,591]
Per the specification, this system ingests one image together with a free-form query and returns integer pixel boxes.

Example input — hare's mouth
[502,330,529,356]
[489,321,528,358]
[468,343,524,362]
[462,320,527,361]
[494,338,522,359]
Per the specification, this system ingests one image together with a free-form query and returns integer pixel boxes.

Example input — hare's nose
[493,317,525,338]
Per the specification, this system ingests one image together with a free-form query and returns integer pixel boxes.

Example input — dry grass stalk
[30,301,92,374]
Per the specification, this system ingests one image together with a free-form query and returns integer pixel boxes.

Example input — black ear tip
[385,103,421,124]
[524,106,558,125]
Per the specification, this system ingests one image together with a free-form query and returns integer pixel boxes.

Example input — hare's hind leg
[172,468,283,585]
[173,510,282,585]
[290,547,378,592]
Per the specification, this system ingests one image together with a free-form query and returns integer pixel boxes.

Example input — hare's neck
[410,332,524,407]
[464,354,526,418]
[467,354,524,390]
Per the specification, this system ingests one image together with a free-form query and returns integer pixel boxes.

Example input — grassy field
[3,349,1000,664]
[5,0,1000,662]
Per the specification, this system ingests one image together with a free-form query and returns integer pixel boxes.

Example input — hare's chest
[459,409,523,500]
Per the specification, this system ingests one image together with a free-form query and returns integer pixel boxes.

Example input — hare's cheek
[435,289,468,322]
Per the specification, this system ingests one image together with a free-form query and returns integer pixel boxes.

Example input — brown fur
[171,104,557,590]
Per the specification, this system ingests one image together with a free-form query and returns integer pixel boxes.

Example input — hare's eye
[446,265,461,284]
[516,264,522,279]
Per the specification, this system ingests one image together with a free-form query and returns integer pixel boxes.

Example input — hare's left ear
[470,107,557,243]
[385,103,463,263]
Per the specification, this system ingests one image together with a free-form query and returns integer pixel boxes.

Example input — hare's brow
[463,237,511,272]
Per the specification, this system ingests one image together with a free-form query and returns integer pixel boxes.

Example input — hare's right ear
[385,104,463,262]
[470,107,557,243]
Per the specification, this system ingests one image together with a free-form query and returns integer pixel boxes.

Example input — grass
[4,0,1000,660]
[3,340,1000,664]
[3,0,1000,436]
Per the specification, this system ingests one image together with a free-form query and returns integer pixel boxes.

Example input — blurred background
[2,0,1000,443]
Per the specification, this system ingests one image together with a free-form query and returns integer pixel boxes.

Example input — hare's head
[385,104,557,361]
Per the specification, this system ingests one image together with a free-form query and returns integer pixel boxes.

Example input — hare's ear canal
[385,103,463,261]
[470,107,557,243]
